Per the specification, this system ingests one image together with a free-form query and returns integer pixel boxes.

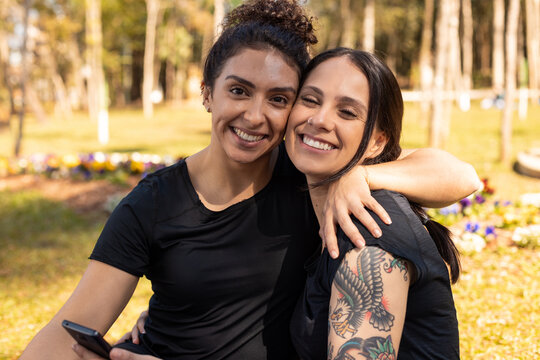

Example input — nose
[244,96,265,127]
[309,106,334,132]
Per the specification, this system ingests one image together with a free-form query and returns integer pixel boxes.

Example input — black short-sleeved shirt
[290,190,460,360]
[90,144,319,359]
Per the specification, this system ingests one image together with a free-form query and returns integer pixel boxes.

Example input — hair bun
[223,0,318,46]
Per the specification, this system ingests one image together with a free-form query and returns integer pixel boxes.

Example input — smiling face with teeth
[203,48,299,166]
[285,56,386,184]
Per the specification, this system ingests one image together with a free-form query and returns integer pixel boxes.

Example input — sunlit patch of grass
[0,190,152,360]
[453,247,540,358]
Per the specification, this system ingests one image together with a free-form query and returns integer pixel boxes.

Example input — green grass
[1,102,539,358]
[0,190,152,359]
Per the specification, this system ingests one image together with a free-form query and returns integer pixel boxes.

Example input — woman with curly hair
[21,1,477,359]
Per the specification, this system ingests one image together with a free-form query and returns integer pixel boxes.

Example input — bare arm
[323,148,480,258]
[370,148,481,207]
[20,261,139,360]
[328,246,411,359]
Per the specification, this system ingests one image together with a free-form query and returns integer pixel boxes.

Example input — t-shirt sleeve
[326,190,428,287]
[89,180,155,277]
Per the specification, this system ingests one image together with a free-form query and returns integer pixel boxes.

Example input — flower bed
[0,152,181,182]
[428,179,540,252]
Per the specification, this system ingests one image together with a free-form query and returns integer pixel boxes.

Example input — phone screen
[62,320,112,359]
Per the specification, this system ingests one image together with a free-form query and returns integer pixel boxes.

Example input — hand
[322,166,391,259]
[72,343,160,360]
[116,310,148,345]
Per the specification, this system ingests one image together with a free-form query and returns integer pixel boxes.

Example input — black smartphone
[62,320,112,359]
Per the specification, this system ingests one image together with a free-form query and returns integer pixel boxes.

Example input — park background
[0,0,539,358]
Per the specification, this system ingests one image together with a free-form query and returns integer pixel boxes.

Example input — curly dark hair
[203,0,317,90]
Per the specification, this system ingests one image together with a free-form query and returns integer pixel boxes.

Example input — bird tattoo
[330,247,395,338]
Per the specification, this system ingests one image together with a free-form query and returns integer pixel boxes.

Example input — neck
[187,145,278,211]
[306,176,330,227]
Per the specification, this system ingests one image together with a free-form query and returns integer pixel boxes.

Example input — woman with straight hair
[288,48,461,359]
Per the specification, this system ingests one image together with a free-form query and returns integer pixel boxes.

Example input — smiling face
[204,48,300,165]
[285,56,386,183]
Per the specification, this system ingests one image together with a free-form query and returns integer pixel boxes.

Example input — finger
[110,348,160,360]
[131,326,139,344]
[353,207,383,240]
[114,332,132,345]
[322,214,339,259]
[72,343,105,359]
[364,197,392,225]
[335,208,366,249]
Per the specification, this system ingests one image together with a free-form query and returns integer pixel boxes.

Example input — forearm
[21,261,138,359]
[367,148,481,208]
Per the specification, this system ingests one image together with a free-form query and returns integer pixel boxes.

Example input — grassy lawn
[0,102,539,359]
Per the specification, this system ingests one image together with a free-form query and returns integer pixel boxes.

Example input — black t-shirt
[90,144,319,359]
[290,190,459,360]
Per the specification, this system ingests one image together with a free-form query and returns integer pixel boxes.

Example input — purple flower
[460,198,472,208]
[475,194,486,204]
[465,221,480,233]
[503,200,511,206]
[485,226,496,237]
[440,203,459,215]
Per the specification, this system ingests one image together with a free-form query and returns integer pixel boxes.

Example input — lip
[230,126,268,146]
[298,133,337,152]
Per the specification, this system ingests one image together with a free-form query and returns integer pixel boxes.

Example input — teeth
[233,127,264,142]
[302,135,335,151]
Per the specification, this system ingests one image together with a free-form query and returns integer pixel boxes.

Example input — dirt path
[0,175,138,214]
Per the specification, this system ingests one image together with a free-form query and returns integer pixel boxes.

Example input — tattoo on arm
[333,335,396,360]
[330,247,399,338]
[383,256,409,282]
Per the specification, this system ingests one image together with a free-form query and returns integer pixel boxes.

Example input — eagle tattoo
[330,248,395,338]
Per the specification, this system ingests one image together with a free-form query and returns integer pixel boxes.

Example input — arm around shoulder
[367,148,481,208]
[328,246,411,359]
[20,260,139,360]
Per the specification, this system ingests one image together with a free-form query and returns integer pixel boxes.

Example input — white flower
[454,232,486,253]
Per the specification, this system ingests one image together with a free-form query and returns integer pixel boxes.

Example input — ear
[367,130,389,159]
[201,83,212,113]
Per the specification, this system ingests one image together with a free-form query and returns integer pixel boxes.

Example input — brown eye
[230,87,247,96]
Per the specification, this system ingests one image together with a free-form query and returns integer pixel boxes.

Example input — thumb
[109,349,134,360]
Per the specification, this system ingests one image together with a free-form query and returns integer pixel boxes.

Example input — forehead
[217,48,300,89]
[303,57,369,101]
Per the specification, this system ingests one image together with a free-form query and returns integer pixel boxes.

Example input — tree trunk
[492,0,505,93]
[39,38,72,119]
[500,0,520,162]
[143,0,160,119]
[15,0,30,156]
[430,0,451,148]
[419,0,434,113]
[340,0,356,48]
[68,37,87,110]
[526,0,540,104]
[461,0,473,93]
[0,24,12,124]
[85,0,108,143]
[362,0,375,52]
[214,0,225,39]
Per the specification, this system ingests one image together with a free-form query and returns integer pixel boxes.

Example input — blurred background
[0,0,539,358]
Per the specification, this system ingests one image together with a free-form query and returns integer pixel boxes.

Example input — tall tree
[86,0,108,143]
[15,0,31,156]
[492,0,505,94]
[214,0,225,38]
[500,0,520,162]
[419,0,434,113]
[340,0,356,48]
[461,0,473,94]
[362,0,375,52]
[143,0,160,119]
[430,0,451,148]
[525,0,540,104]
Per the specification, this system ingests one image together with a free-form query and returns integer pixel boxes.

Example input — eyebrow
[225,75,296,95]
[339,96,368,118]
[303,85,368,118]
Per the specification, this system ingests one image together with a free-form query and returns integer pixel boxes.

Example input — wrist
[361,165,370,189]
